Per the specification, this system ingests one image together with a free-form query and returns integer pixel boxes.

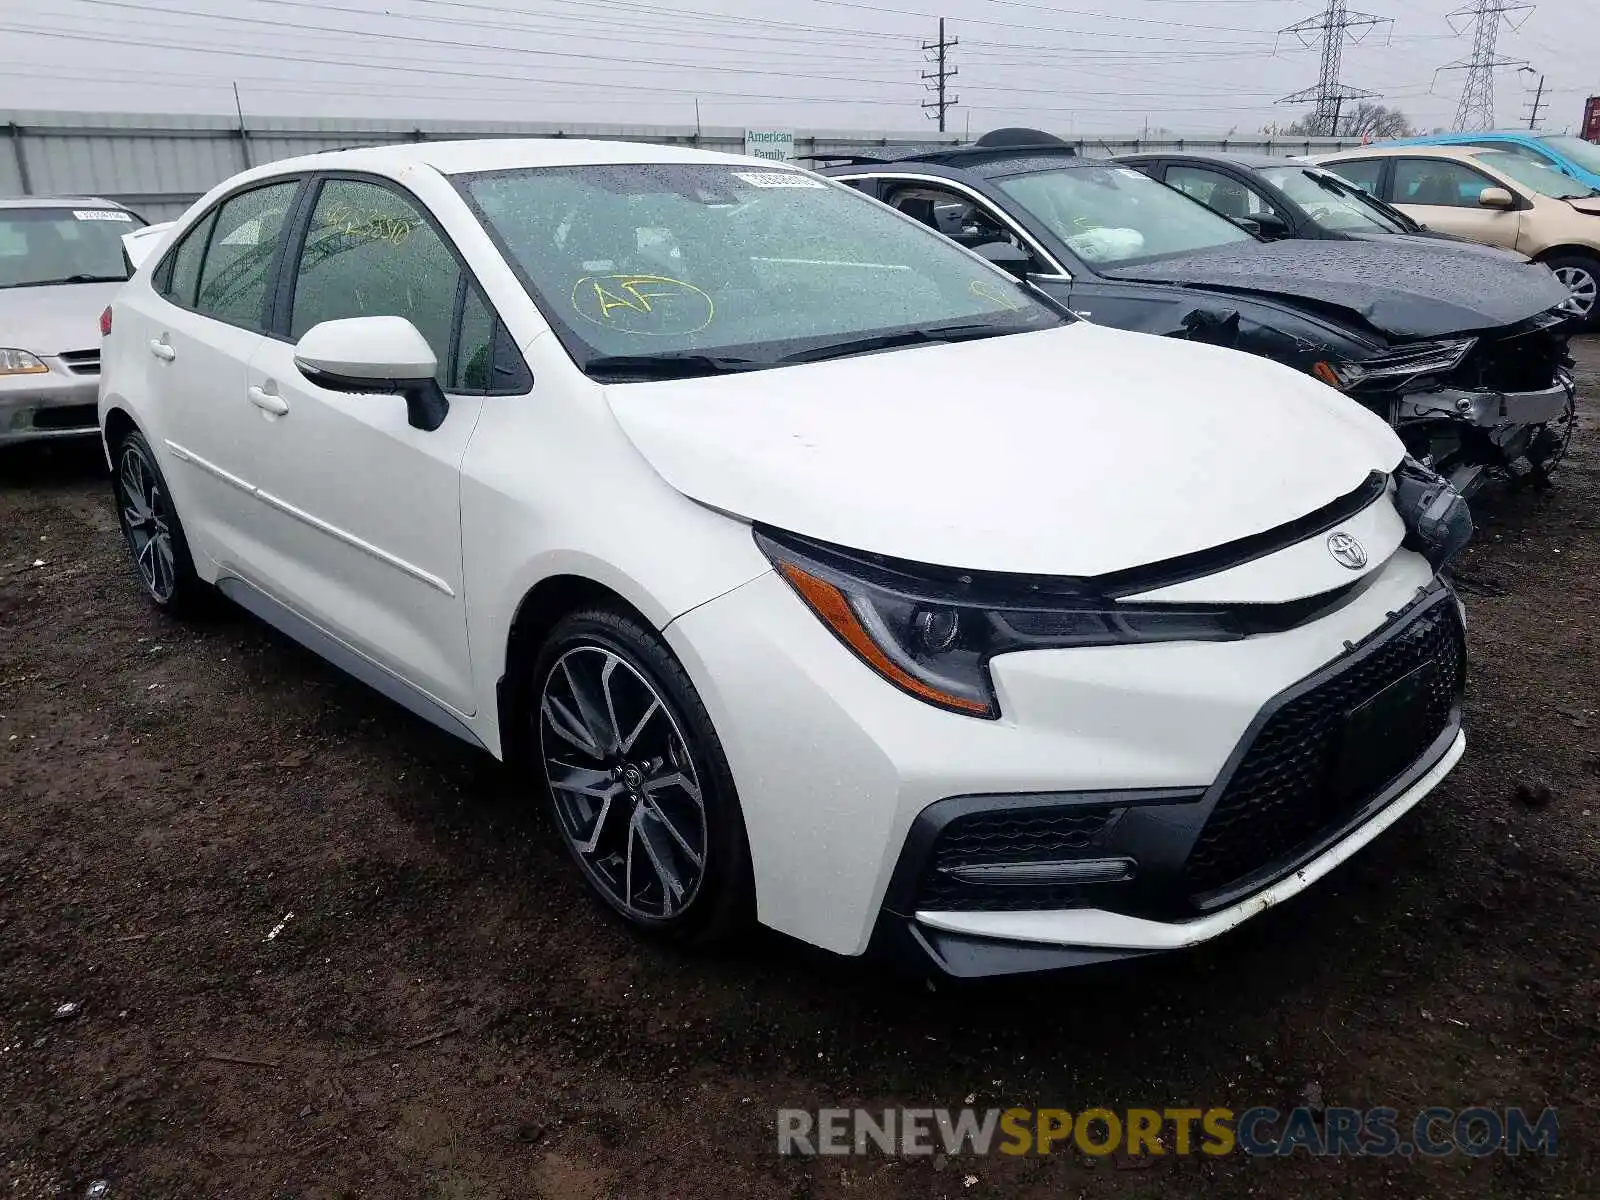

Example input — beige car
[1310,144,1600,327]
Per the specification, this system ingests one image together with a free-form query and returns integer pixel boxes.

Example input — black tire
[1544,252,1600,331]
[527,606,754,945]
[110,428,206,614]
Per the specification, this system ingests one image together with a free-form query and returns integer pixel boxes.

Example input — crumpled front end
[1345,311,1578,496]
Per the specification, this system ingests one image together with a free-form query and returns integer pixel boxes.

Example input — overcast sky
[0,0,1595,137]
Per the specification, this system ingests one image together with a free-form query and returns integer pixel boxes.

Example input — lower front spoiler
[874,729,1465,979]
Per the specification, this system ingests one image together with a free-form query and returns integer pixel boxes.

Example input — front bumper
[666,541,1456,968]
[878,732,1464,977]
[0,355,100,445]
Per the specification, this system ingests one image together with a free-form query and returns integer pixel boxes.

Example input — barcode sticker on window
[732,172,825,189]
[73,210,134,222]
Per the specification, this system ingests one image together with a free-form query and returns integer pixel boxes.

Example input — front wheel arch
[497,574,655,766]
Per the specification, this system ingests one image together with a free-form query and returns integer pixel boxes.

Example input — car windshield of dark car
[992,164,1254,267]
[1476,151,1599,200]
[0,207,141,288]
[1538,135,1600,176]
[459,163,1062,372]
[1259,166,1409,233]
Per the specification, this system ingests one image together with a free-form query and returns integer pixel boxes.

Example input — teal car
[1379,132,1600,193]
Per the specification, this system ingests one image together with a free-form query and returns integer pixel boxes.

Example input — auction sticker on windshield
[733,172,826,189]
[73,210,134,221]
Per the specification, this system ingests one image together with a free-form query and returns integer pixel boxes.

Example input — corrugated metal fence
[0,110,1366,222]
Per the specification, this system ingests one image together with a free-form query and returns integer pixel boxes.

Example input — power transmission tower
[1276,1,1393,137]
[922,17,959,133]
[1439,1,1533,131]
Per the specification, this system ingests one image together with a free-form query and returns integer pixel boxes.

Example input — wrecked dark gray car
[821,137,1578,497]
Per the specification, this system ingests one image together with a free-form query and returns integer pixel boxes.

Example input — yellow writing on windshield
[571,274,715,336]
[969,279,1025,311]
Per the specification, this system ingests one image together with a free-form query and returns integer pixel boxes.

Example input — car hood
[1345,230,1528,260]
[1102,239,1570,339]
[605,323,1404,577]
[0,281,124,356]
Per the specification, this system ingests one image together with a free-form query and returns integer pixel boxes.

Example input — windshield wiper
[8,273,130,288]
[584,352,767,382]
[773,322,1019,366]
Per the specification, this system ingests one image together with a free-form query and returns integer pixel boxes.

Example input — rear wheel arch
[102,405,138,467]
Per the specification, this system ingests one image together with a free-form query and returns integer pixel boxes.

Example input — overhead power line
[1438,0,1534,131]
[1276,0,1394,137]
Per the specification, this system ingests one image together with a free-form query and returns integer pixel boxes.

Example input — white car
[100,139,1472,977]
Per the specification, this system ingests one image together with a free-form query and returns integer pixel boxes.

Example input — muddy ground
[2,339,1597,1199]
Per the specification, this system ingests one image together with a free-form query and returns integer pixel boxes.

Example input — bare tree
[1281,103,1417,140]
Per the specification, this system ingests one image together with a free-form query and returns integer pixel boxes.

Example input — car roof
[1384,131,1541,144]
[1315,144,1507,163]
[0,195,129,211]
[228,137,765,183]
[1121,150,1288,170]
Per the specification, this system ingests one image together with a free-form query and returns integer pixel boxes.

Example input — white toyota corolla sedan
[100,139,1472,977]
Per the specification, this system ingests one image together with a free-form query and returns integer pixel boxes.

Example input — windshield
[1259,165,1410,233]
[992,165,1254,268]
[1478,151,1599,199]
[1539,135,1600,176]
[0,206,142,288]
[459,164,1061,376]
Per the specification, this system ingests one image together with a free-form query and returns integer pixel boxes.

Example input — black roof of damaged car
[1104,238,1573,340]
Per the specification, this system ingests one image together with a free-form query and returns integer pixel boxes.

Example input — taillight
[99,307,113,337]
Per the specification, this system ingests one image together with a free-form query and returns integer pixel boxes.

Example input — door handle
[248,385,289,416]
[149,338,176,362]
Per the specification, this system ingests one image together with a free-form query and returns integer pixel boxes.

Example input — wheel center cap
[622,764,645,793]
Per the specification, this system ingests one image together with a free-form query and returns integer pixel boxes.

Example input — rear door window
[194,181,301,331]
[159,210,216,308]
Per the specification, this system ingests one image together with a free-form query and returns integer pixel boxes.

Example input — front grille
[1184,599,1464,901]
[33,404,98,431]
[1452,324,1565,395]
[57,350,100,376]
[917,806,1120,911]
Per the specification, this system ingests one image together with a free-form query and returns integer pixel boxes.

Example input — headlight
[1313,338,1477,390]
[756,529,1246,720]
[0,348,48,376]
[1393,458,1473,569]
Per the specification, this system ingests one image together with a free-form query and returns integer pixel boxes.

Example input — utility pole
[1439,1,1533,131]
[1522,68,1548,130]
[1276,0,1393,137]
[921,17,959,133]
[232,81,252,169]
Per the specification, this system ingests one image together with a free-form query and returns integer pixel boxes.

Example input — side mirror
[974,241,1032,280]
[1478,186,1516,210]
[293,316,449,432]
[1252,212,1291,239]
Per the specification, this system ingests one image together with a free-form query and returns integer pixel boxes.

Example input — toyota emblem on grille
[1327,532,1368,570]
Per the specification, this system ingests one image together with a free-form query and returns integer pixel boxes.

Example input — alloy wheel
[1555,265,1598,317]
[118,445,177,604]
[538,644,708,922]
